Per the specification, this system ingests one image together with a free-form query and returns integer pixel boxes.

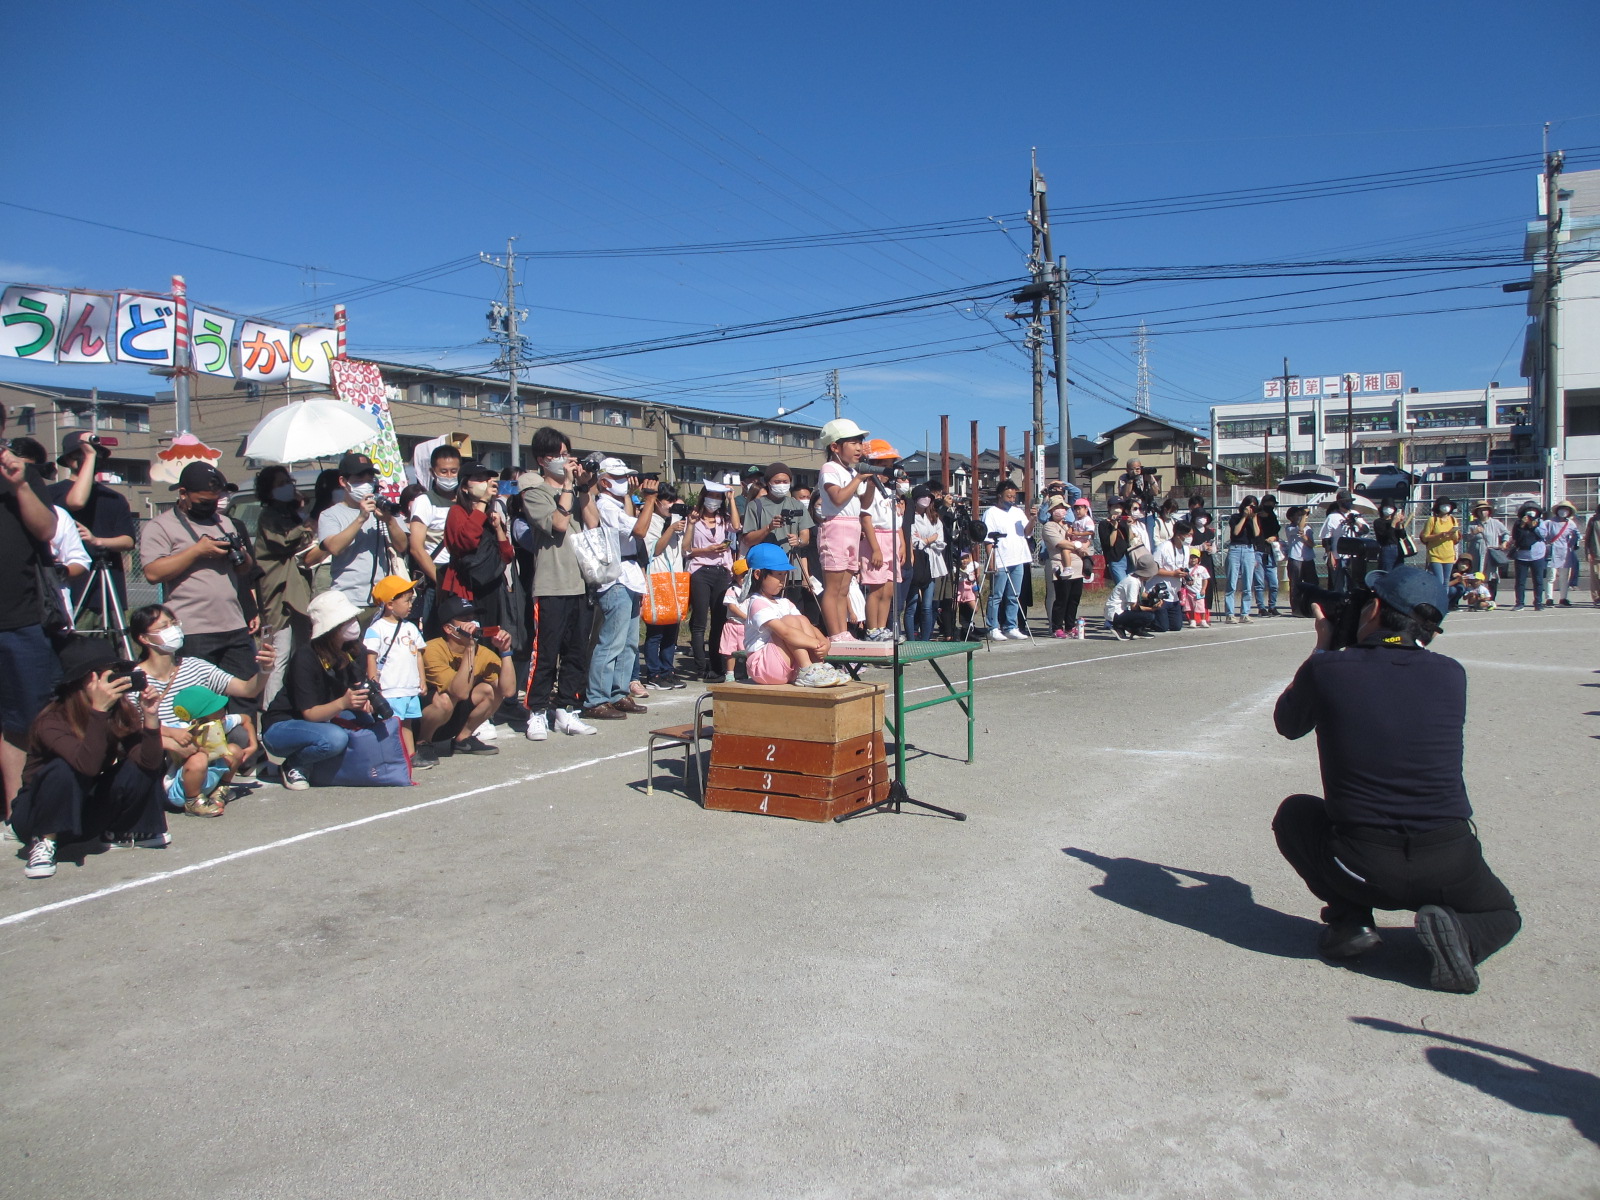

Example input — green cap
[172,686,227,722]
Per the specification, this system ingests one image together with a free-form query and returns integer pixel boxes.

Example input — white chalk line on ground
[2,617,1584,931]
[0,748,646,930]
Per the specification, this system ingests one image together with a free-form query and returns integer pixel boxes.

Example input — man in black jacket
[1270,566,1520,993]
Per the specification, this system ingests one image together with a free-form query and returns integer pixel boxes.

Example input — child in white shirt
[364,576,427,760]
[1181,549,1211,627]
[744,546,850,687]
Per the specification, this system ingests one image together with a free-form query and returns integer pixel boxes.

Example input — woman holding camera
[11,638,170,879]
[684,482,738,681]
[440,459,515,633]
[129,603,275,816]
[1509,504,1555,611]
[260,591,374,790]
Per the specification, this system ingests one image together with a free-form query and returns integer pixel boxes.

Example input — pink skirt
[719,617,747,657]
[747,640,797,685]
[858,529,901,586]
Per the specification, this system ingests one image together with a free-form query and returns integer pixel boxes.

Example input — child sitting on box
[743,544,851,688]
[364,575,429,765]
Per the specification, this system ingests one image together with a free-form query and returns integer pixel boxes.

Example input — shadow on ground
[1355,1018,1600,1147]
[1062,847,1436,989]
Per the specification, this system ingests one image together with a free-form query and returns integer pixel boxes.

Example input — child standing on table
[815,418,874,639]
[1181,549,1211,627]
[364,575,430,767]
[742,545,850,687]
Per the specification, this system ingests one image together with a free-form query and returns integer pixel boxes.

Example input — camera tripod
[71,556,135,660]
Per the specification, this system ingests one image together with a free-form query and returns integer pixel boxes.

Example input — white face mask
[338,619,362,643]
[768,482,790,500]
[466,480,491,500]
[153,625,185,652]
[542,456,569,479]
[703,496,722,513]
[347,482,375,501]
[434,475,459,493]
[917,497,931,509]
[897,480,912,496]
[271,484,296,504]
[604,478,628,496]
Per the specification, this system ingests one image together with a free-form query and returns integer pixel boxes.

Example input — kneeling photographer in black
[1270,566,1520,993]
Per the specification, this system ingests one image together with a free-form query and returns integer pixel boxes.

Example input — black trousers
[525,593,592,713]
[1050,577,1084,631]
[183,628,260,715]
[11,756,167,843]
[1112,610,1155,635]
[1287,558,1319,613]
[1272,794,1521,963]
[688,565,732,675]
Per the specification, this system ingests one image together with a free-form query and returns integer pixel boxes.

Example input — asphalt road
[2,609,1596,1198]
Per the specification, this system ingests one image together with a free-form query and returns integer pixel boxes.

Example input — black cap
[172,462,229,493]
[458,458,496,479]
[337,452,377,477]
[58,430,109,466]
[438,595,478,625]
[55,636,120,690]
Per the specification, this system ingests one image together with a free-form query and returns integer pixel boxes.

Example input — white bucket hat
[308,590,363,640]
[819,417,869,446]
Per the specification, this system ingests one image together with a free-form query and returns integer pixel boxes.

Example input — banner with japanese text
[331,359,406,500]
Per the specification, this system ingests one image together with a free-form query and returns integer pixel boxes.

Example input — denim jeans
[1253,549,1276,612]
[261,719,350,773]
[1377,544,1402,572]
[1225,546,1258,617]
[1514,557,1548,607]
[904,581,937,640]
[643,623,678,676]
[986,563,1024,632]
[1429,561,1452,588]
[1106,558,1129,586]
[587,583,642,706]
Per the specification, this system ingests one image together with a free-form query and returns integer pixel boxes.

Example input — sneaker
[1114,627,1134,641]
[412,742,439,769]
[205,783,232,808]
[1006,628,1028,640]
[1415,905,1480,994]
[823,665,854,685]
[1135,630,1157,639]
[472,721,499,743]
[1052,629,1067,639]
[1223,615,1236,625]
[795,663,837,688]
[553,708,598,736]
[454,735,499,755]
[614,697,649,715]
[1512,604,1525,610]
[524,711,549,741]
[652,674,687,691]
[989,628,1009,642]
[629,680,651,699]
[1317,921,1382,959]
[184,794,225,817]
[105,830,172,849]
[1239,615,1254,624]
[1,822,17,844]
[281,765,310,792]
[24,837,56,879]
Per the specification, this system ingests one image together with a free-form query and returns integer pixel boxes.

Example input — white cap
[597,457,631,477]
[819,417,869,446]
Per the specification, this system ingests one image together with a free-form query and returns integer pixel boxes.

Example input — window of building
[1407,441,1487,464]
[539,400,582,422]
[1325,412,1394,434]
[104,457,151,485]
[1218,418,1286,440]
[679,419,709,437]
[714,424,741,441]
[479,391,508,413]
[600,409,629,427]
[1496,402,1532,426]
[122,412,149,433]
[1133,437,1168,452]
[785,431,812,448]
[1409,406,1480,430]
[754,427,777,444]
[12,406,36,434]
[1298,415,1316,436]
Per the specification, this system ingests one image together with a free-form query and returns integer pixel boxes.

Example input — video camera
[578,452,605,474]
[1295,582,1377,650]
[1335,534,1379,560]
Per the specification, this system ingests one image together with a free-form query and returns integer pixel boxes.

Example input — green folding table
[824,641,982,786]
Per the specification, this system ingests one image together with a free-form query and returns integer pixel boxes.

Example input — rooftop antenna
[1134,320,1151,414]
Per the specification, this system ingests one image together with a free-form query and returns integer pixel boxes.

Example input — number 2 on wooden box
[765,744,776,763]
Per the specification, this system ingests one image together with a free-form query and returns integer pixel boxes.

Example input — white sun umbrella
[1348,493,1380,516]
[245,396,381,464]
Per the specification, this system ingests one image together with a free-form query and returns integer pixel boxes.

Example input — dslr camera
[219,530,250,569]
[1294,581,1377,650]
[578,452,605,474]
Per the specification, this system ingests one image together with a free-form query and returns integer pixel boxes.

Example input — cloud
[0,262,83,288]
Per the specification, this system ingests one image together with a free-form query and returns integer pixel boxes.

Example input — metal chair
[645,691,713,800]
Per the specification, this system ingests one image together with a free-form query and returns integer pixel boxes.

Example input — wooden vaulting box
[704,682,888,822]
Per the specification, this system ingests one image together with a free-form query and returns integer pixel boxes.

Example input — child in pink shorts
[816,418,873,639]
[743,544,850,687]
[717,561,751,681]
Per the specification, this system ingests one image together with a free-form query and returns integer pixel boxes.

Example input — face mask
[897,480,912,496]
[434,475,459,493]
[542,456,569,479]
[1129,510,1143,519]
[186,498,218,520]
[703,497,722,513]
[1440,506,1453,515]
[466,480,491,500]
[1381,507,1394,516]
[272,484,296,504]
[153,625,185,652]
[338,619,362,643]
[347,482,375,501]
[1195,517,1208,527]
[604,478,628,496]
[917,497,932,509]
[768,483,790,500]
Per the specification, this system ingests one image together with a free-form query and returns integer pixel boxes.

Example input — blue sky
[4,0,1598,452]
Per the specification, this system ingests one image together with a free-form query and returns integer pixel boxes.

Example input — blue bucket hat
[1364,565,1448,620]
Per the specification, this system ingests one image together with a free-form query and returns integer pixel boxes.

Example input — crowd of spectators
[2,403,1596,881]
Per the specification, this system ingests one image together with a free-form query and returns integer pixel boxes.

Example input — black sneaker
[1415,905,1479,993]
[1135,630,1157,639]
[453,735,499,756]
[651,674,687,691]
[412,742,439,770]
[1114,627,1133,641]
[1318,921,1382,959]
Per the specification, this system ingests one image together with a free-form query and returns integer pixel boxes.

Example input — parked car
[1354,463,1420,506]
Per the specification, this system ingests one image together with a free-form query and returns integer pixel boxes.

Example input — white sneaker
[1006,628,1029,640]
[473,721,499,742]
[25,837,56,879]
[105,830,172,849]
[0,822,17,844]
[553,708,597,737]
[524,711,549,741]
[989,628,1008,642]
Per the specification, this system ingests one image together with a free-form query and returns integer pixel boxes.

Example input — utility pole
[1541,127,1565,506]
[480,238,528,470]
[1280,358,1296,471]
[1134,322,1151,415]
[826,369,842,420]
[1011,154,1070,493]
[1343,374,1357,489]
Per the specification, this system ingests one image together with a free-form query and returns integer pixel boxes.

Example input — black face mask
[186,499,218,520]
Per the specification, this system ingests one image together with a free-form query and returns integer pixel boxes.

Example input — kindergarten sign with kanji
[1263,371,1403,399]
